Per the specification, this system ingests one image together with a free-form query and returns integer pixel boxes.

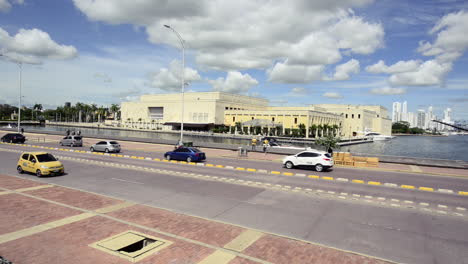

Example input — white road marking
[110,178,144,185]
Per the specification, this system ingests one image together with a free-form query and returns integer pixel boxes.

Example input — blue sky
[0,0,467,120]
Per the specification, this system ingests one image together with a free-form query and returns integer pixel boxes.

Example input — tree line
[0,102,120,122]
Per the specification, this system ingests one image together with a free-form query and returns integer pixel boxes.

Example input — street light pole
[164,24,185,145]
[18,62,22,132]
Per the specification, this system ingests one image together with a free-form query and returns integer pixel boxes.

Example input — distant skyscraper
[426,106,434,129]
[392,102,401,123]
[443,108,452,123]
[417,110,426,129]
[407,112,416,127]
[402,101,408,122]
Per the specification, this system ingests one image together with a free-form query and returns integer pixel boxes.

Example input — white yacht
[364,132,395,141]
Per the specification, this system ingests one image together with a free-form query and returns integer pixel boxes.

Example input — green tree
[392,121,410,134]
[310,124,317,138]
[315,134,340,152]
[298,123,306,137]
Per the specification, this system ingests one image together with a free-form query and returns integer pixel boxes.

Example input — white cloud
[94,73,112,83]
[290,87,308,96]
[328,59,360,81]
[366,59,421,74]
[388,60,451,86]
[0,28,78,64]
[322,92,343,99]
[73,0,382,74]
[370,87,406,95]
[268,62,324,83]
[418,10,468,63]
[208,71,258,94]
[0,0,22,12]
[148,60,201,91]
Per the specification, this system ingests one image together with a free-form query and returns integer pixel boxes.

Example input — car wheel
[165,155,171,160]
[17,165,24,174]
[36,169,42,177]
[90,147,94,152]
[187,157,192,162]
[315,164,323,172]
[105,148,109,153]
[285,161,294,169]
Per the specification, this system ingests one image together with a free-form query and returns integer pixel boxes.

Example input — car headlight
[40,165,49,169]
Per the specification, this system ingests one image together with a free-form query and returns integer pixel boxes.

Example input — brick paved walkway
[0,173,393,264]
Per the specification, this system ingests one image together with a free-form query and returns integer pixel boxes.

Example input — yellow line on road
[459,191,468,196]
[401,185,415,189]
[368,181,381,185]
[322,176,334,180]
[270,171,281,175]
[224,229,264,252]
[419,187,434,192]
[352,179,364,184]
[247,168,257,172]
[283,172,294,176]
[0,212,95,244]
[308,175,319,179]
[196,250,237,264]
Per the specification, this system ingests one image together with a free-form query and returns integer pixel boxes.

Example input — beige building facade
[120,92,391,138]
[314,104,392,136]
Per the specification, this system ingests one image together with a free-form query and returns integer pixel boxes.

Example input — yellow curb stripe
[216,165,224,168]
[322,176,334,180]
[283,172,294,176]
[247,168,257,172]
[409,165,423,173]
[224,230,264,252]
[352,179,364,184]
[162,160,169,162]
[179,161,187,164]
[206,164,215,167]
[0,212,95,244]
[14,184,55,192]
[196,250,236,264]
[270,171,281,175]
[170,160,178,163]
[368,181,381,185]
[459,191,468,196]
[308,175,320,179]
[153,158,160,161]
[131,156,137,158]
[138,157,145,159]
[419,187,434,192]
[236,167,246,171]
[189,162,197,165]
[401,185,415,189]
[94,201,135,214]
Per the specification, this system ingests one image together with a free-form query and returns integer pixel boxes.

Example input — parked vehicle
[17,152,64,177]
[282,150,333,172]
[164,147,206,162]
[1,133,26,143]
[60,135,83,147]
[90,140,121,153]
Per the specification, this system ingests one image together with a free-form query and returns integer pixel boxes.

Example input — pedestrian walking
[20,128,24,134]
[66,129,70,136]
[71,131,75,135]
[77,130,81,136]
[251,137,257,151]
[263,138,269,153]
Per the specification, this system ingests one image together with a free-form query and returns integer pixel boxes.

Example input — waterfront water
[16,125,468,161]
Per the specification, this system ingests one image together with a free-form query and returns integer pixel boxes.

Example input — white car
[282,150,334,172]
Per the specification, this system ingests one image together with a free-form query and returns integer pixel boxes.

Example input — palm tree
[317,124,323,137]
[332,124,339,137]
[90,104,98,122]
[310,124,317,138]
[110,104,120,120]
[33,104,42,120]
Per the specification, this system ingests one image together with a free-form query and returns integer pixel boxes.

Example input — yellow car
[17,152,64,177]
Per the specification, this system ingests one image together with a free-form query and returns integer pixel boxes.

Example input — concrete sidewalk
[0,173,393,264]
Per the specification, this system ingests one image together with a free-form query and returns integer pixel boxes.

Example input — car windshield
[110,141,119,144]
[74,136,82,140]
[36,154,57,162]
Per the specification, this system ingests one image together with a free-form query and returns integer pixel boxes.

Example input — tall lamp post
[0,54,23,132]
[164,24,185,145]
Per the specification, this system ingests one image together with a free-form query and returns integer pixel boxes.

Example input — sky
[0,0,467,120]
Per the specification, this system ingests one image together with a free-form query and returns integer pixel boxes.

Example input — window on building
[377,115,379,117]
[345,114,348,118]
[252,117,254,120]
[233,117,235,122]
[272,117,275,122]
[294,117,298,124]
[358,114,361,119]
[352,114,354,119]
[225,107,228,110]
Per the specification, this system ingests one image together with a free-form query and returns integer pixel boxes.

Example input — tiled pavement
[0,173,393,264]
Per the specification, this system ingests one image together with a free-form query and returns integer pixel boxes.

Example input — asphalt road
[1,143,467,264]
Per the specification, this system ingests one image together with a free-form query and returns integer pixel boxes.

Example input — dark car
[1,133,26,143]
[164,147,206,162]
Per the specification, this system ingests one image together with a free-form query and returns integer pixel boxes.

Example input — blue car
[164,147,206,162]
